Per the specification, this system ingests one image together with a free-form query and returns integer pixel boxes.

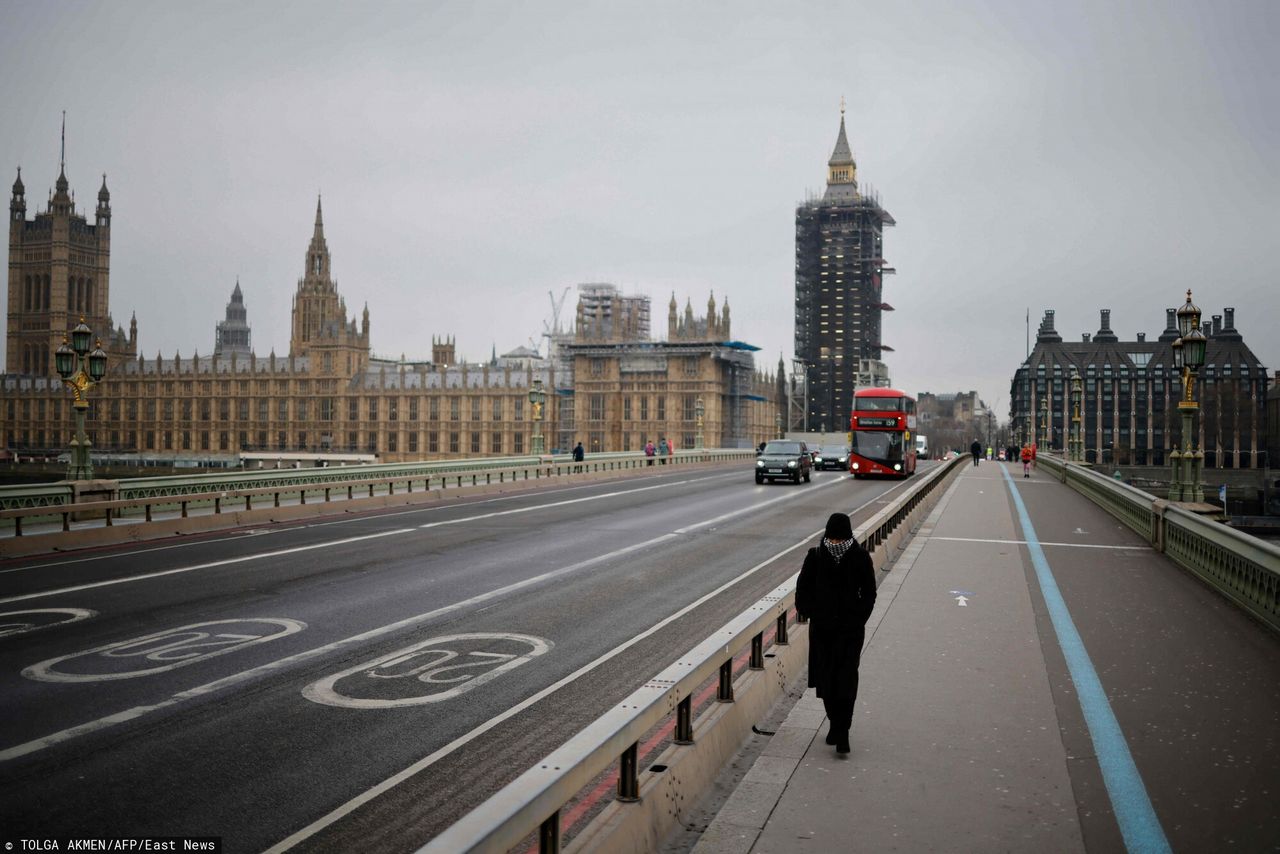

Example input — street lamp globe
[1181,326,1207,369]
[1176,289,1201,338]
[55,336,76,379]
[88,340,108,382]
[71,318,92,356]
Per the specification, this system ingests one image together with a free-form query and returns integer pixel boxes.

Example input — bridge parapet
[1039,454,1280,633]
[422,456,966,854]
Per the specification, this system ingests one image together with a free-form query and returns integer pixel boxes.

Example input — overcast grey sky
[2,0,1277,413]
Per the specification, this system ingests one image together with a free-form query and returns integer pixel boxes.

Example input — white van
[914,435,929,460]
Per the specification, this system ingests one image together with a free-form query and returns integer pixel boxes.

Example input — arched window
[24,276,32,310]
[43,276,50,311]
[86,279,94,315]
[67,279,75,311]
[22,345,30,374]
[41,344,49,374]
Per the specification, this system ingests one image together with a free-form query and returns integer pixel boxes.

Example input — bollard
[617,742,640,802]
[717,659,734,702]
[674,695,694,744]
[538,811,561,854]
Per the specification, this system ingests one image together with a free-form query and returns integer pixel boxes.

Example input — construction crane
[547,286,571,335]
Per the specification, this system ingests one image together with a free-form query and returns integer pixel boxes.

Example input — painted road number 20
[303,633,551,709]
[23,618,306,683]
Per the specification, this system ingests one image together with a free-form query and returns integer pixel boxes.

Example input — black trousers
[822,677,859,733]
[824,691,855,732]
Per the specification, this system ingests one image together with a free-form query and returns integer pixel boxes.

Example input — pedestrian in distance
[572,441,584,473]
[970,439,982,467]
[1021,444,1032,478]
[658,437,669,464]
[645,440,656,466]
[796,512,877,756]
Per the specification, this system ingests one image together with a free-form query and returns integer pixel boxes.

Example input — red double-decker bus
[848,388,918,477]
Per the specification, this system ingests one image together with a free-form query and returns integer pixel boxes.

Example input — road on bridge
[0,461,934,852]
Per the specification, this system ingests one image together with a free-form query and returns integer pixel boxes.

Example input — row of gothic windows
[21,274,95,314]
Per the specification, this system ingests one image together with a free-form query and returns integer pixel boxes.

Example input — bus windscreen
[851,430,905,462]
[853,396,904,412]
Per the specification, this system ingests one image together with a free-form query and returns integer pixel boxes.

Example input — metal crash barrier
[0,450,753,555]
[421,456,964,854]
[1039,454,1280,633]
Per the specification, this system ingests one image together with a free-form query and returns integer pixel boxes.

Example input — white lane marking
[413,478,702,531]
[303,633,552,709]
[263,485,899,852]
[0,529,414,607]
[673,476,844,533]
[0,469,743,574]
[0,608,97,639]
[0,474,888,764]
[0,535,674,762]
[927,536,1147,551]
[23,619,306,683]
[0,477,707,606]
[955,595,969,607]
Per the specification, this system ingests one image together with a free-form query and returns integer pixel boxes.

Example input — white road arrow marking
[955,595,969,607]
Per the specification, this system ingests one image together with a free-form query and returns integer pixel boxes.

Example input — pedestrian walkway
[694,459,1280,853]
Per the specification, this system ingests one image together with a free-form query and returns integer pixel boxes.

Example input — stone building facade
[563,289,781,453]
[3,170,780,464]
[1010,308,1269,470]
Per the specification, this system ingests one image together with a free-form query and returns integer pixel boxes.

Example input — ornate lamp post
[1168,290,1206,502]
[528,378,547,456]
[1039,395,1049,452]
[775,413,784,440]
[694,397,705,450]
[55,318,108,481]
[1069,366,1084,462]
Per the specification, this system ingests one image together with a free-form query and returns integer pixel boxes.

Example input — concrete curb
[688,466,965,853]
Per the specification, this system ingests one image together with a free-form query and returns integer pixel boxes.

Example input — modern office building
[1011,308,1269,470]
[794,106,895,432]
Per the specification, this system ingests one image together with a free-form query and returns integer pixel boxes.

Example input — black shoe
[825,728,837,745]
[836,733,850,755]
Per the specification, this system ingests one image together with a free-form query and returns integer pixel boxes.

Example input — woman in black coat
[795,512,877,755]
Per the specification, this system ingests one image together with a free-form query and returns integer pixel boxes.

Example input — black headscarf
[823,513,855,561]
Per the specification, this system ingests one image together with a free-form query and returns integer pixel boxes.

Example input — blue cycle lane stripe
[999,465,1171,854]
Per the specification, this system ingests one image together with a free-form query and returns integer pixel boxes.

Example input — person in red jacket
[1021,444,1032,478]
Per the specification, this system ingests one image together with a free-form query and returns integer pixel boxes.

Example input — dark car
[813,445,850,471]
[755,440,811,484]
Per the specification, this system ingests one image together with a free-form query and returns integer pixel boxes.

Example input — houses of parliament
[3,150,783,466]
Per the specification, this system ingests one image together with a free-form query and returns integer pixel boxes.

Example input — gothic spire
[55,111,69,195]
[823,99,859,201]
[314,194,324,239]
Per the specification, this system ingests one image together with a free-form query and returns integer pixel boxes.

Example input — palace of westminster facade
[3,159,783,465]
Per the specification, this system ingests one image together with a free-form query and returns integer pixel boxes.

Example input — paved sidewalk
[695,460,1087,852]
[691,453,1280,852]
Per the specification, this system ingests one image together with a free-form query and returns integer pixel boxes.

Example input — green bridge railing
[1039,454,1280,633]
